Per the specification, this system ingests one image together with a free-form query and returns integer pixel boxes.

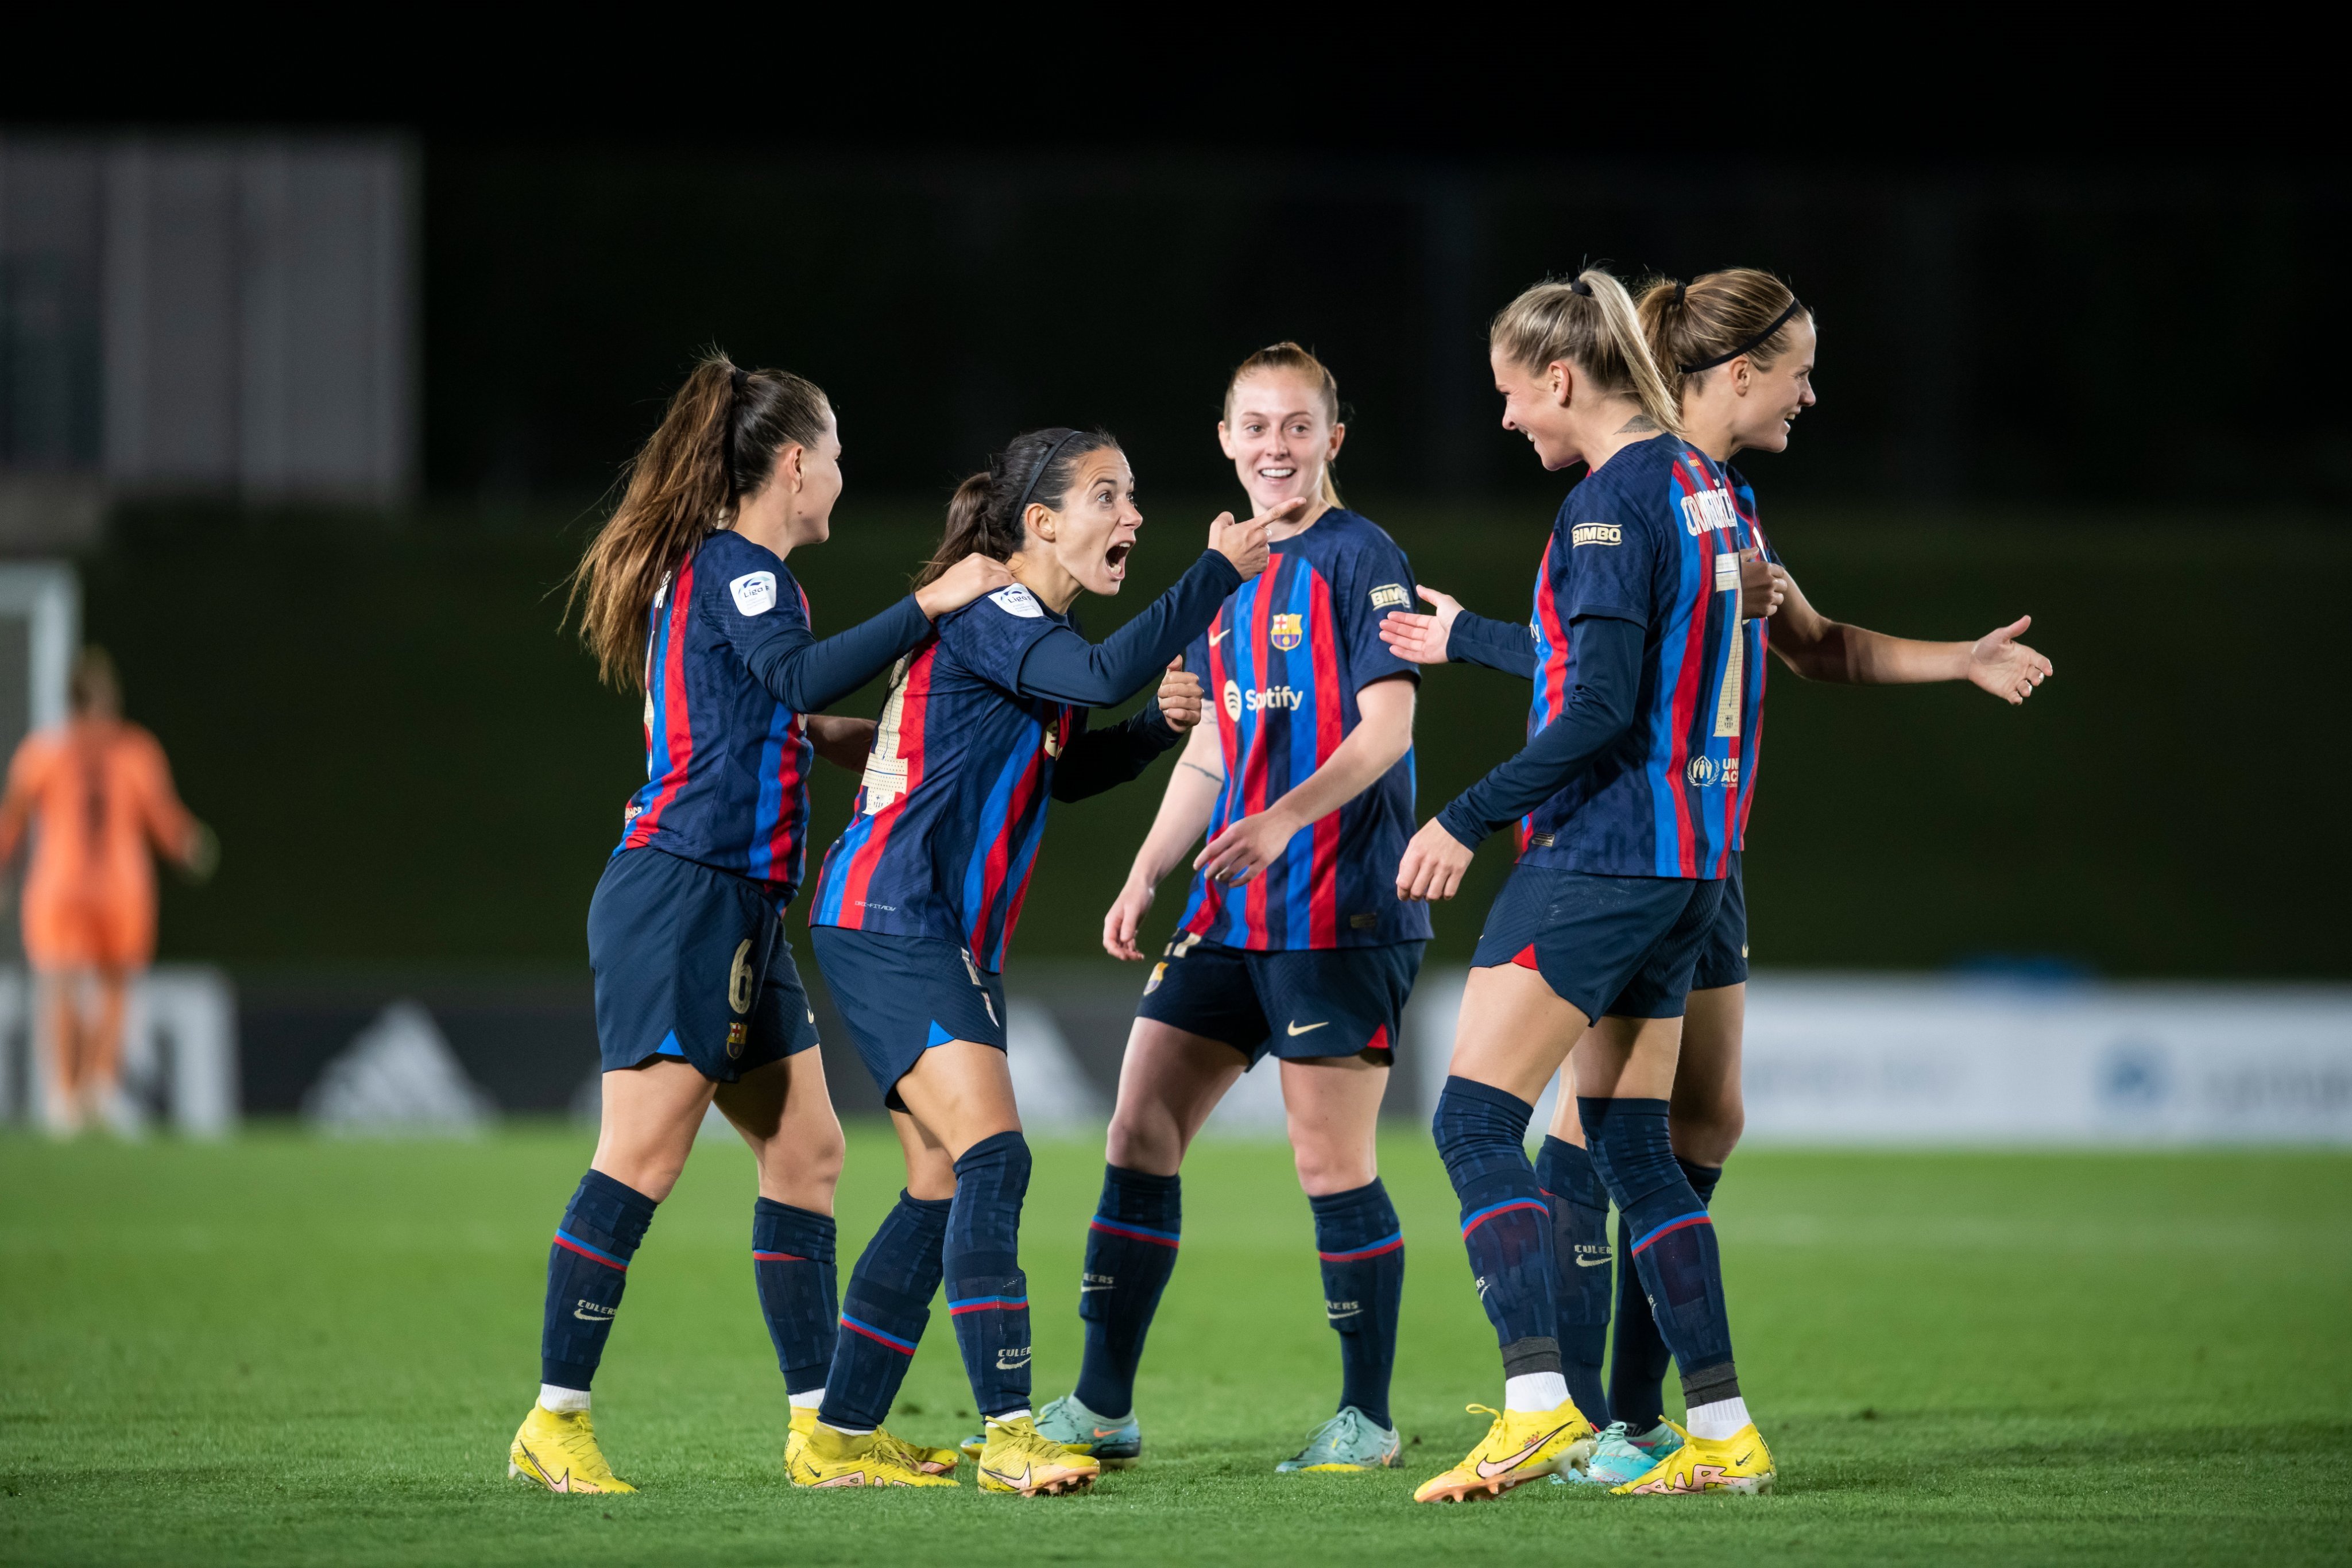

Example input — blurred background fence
[2,131,2345,1135]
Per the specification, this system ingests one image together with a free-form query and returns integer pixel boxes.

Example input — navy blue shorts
[587,847,820,1083]
[1687,851,1748,992]
[1471,864,1727,1021]
[1135,936,1425,1068]
[808,926,1008,1112]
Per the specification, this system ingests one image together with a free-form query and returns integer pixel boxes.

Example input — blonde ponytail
[1489,269,1683,438]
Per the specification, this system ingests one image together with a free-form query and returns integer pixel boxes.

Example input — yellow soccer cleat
[787,1419,959,1489]
[786,1404,957,1477]
[509,1403,636,1495]
[1412,1401,1595,1504]
[1611,1420,1775,1496]
[974,1414,1101,1497]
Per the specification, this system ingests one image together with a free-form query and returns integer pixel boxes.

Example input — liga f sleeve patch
[987,584,1045,618]
[729,570,779,615]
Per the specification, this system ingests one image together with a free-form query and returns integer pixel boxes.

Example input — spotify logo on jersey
[1224,680,1243,721]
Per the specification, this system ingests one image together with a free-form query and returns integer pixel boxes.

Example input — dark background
[11,121,2348,1110]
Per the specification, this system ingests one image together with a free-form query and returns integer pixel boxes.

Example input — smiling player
[796,427,1294,1496]
[1018,344,1428,1476]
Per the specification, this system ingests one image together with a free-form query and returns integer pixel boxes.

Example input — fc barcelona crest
[1270,613,1304,652]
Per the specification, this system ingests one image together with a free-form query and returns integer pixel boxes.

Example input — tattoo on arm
[1181,761,1226,785]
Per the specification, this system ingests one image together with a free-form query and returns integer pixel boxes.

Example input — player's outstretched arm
[1379,585,1538,678]
[1194,676,1414,888]
[1102,719,1224,960]
[1767,567,2053,703]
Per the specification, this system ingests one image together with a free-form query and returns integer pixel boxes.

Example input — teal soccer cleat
[1275,1406,1402,1473]
[1554,1420,1682,1487]
[962,1392,1141,1468]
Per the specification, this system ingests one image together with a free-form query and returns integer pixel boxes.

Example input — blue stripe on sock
[1629,1210,1712,1255]
[840,1314,919,1353]
[553,1229,629,1269]
[1459,1198,1548,1236]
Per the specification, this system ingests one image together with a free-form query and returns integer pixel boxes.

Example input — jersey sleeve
[699,547,816,656]
[935,584,1066,696]
[1336,533,1421,691]
[1560,490,1658,625]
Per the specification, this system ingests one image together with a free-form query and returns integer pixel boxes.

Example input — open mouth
[1105,541,1132,580]
[1258,466,1297,482]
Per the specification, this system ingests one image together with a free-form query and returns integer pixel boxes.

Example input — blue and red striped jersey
[618,531,819,895]
[1174,509,1432,949]
[1518,438,1769,879]
[809,585,1076,970]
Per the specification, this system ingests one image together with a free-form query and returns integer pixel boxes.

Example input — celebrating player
[1017,344,1427,1474]
[508,356,1015,1496]
[1383,267,2052,1489]
[796,427,1291,1496]
[1395,268,1778,1503]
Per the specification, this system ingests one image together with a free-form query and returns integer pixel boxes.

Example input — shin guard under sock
[946,1131,1033,1419]
[1310,1179,1404,1430]
[1072,1164,1180,1419]
[1607,1155,1720,1429]
[1581,1099,1736,1410]
[1535,1135,1612,1425]
[818,1190,952,1431]
[1433,1077,1559,1381]
[752,1199,838,1397]
[540,1170,657,1392]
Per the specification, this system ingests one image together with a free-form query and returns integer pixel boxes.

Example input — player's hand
[915,553,1017,620]
[1154,657,1203,733]
[1378,583,1461,665]
[1194,807,1300,887]
[183,822,220,883]
[1102,878,1156,961]
[1207,497,1304,579]
[1396,818,1475,902]
[1741,549,1784,620]
[1967,614,2054,705]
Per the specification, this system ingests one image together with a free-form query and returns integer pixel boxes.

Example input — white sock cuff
[1685,1395,1751,1442]
[1503,1372,1568,1413]
[538,1383,590,1414]
[985,1407,1033,1427]
[787,1390,824,1410]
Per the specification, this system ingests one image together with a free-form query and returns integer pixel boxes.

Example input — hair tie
[729,367,748,394]
[1569,277,1594,297]
[1681,296,1804,374]
[1672,281,1687,306]
[1008,430,1085,529]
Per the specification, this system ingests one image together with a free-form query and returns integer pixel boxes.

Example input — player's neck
[1008,552,1082,614]
[1575,398,1665,475]
[1681,406,1739,463]
[1266,497,1330,542]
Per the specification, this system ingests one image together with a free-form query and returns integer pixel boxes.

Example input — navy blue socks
[1607,1154,1721,1430]
[1072,1164,1182,1419]
[540,1170,657,1392]
[1311,1179,1405,1431]
[1433,1076,1559,1379]
[1535,1135,1613,1426]
[946,1131,1034,1419]
[1580,1097,1738,1412]
[752,1199,838,1397]
[820,1190,952,1432]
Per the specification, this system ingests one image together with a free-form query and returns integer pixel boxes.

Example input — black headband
[1009,430,1086,528]
[1681,297,1805,374]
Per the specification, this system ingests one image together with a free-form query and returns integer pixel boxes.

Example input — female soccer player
[1394,267,1777,1504]
[1383,268,2053,1490]
[508,356,1013,1496]
[795,427,1290,1496]
[1011,344,1426,1476]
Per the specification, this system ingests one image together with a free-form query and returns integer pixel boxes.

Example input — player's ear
[1326,420,1347,462]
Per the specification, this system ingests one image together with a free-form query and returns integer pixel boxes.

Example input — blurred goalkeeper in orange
[0,649,214,1132]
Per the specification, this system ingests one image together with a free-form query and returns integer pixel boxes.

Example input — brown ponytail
[1223,342,1346,509]
[1489,268,1682,437]
[1637,269,1808,404]
[915,426,1120,590]
[567,353,832,687]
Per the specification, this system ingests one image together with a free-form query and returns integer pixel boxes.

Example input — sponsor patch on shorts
[1571,524,1622,547]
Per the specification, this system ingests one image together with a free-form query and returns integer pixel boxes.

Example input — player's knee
[1105,1104,1185,1177]
[1669,1097,1744,1166]
[1290,1136,1376,1198]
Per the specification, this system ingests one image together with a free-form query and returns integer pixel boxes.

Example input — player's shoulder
[1297,509,1411,605]
[691,530,800,620]
[935,582,1063,667]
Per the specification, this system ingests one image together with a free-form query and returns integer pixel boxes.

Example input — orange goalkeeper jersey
[0,719,194,969]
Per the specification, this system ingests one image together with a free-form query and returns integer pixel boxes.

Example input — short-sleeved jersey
[1,718,192,916]
[1174,509,1432,950]
[1518,438,1768,879]
[617,530,818,897]
[809,583,1077,971]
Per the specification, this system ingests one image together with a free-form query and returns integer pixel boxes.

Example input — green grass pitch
[2,1127,2346,1566]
